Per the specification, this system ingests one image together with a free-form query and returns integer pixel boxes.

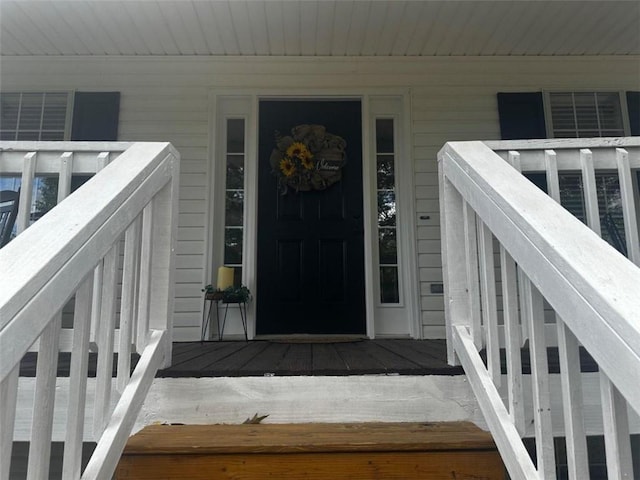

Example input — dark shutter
[497,92,547,140]
[627,91,640,136]
[71,92,120,141]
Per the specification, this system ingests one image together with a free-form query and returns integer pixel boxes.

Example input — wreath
[270,124,347,194]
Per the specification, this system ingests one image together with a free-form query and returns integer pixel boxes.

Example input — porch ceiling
[0,1,638,57]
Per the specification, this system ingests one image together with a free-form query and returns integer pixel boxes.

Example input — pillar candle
[217,266,234,290]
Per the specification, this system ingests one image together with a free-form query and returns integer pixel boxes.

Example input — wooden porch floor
[157,339,463,378]
[18,338,598,378]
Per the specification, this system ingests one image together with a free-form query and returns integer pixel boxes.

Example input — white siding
[2,55,638,340]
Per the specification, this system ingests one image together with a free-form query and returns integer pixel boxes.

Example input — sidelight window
[223,118,245,286]
[375,118,400,304]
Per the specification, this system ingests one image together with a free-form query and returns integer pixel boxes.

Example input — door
[256,100,365,335]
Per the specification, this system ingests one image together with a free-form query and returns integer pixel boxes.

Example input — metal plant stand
[201,294,248,342]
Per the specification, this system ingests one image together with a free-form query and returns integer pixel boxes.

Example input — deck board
[273,343,313,374]
[311,343,347,373]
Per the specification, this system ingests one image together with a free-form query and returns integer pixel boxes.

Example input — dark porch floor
[18,338,598,378]
[157,339,463,378]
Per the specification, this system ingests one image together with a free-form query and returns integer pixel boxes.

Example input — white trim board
[133,373,640,437]
[134,375,485,432]
[208,90,420,339]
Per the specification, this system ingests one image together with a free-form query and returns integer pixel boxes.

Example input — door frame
[208,88,420,340]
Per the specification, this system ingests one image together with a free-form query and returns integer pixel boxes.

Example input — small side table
[201,293,248,342]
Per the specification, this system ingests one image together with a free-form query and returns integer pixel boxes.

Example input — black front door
[256,100,365,335]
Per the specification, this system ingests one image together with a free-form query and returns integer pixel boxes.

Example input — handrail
[439,140,639,479]
[0,142,180,480]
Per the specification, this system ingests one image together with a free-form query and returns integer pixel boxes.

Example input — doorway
[256,100,366,335]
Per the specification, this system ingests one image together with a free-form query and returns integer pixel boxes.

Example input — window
[375,118,400,304]
[547,91,629,254]
[223,118,245,286]
[548,92,625,138]
[1,92,69,140]
[0,92,72,219]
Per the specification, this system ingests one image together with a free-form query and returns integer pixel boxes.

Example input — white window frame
[543,90,631,139]
[0,91,73,141]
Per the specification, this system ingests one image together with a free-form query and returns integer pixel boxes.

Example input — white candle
[217,266,234,290]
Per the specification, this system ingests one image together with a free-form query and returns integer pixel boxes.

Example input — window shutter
[627,91,640,136]
[497,92,547,140]
[71,92,120,141]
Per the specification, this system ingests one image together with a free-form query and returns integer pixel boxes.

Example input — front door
[256,100,365,335]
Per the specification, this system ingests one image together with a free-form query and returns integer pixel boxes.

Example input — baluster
[508,151,529,347]
[499,246,525,435]
[544,150,560,200]
[90,263,103,346]
[0,366,19,480]
[57,152,74,202]
[526,283,556,479]
[89,154,111,346]
[616,148,640,264]
[62,274,94,480]
[477,219,500,387]
[547,149,588,479]
[94,241,121,436]
[118,217,142,392]
[27,313,62,480]
[580,149,601,234]
[96,151,111,171]
[136,203,154,352]
[463,202,482,349]
[556,317,589,479]
[17,152,37,234]
[600,374,634,479]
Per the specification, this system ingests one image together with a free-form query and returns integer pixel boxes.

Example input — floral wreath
[270,124,347,194]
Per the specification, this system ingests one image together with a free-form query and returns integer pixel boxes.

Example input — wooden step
[116,422,504,479]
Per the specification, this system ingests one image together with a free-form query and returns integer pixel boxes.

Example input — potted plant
[202,284,252,303]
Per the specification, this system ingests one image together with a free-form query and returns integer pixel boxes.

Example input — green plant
[202,284,252,303]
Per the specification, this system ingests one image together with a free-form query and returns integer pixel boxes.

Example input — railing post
[438,153,471,366]
[146,152,180,368]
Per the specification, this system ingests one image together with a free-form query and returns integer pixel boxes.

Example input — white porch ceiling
[0,1,639,57]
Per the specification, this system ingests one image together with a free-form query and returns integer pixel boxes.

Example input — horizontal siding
[1,55,638,339]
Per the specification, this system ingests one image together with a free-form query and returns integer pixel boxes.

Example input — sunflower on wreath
[269,124,346,194]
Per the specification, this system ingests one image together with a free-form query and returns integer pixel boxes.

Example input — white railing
[0,142,180,479]
[439,138,640,479]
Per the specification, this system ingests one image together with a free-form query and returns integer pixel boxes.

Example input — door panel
[257,100,365,335]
